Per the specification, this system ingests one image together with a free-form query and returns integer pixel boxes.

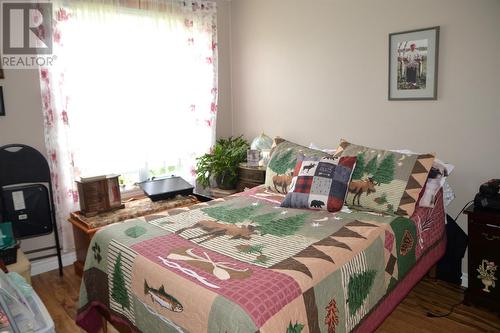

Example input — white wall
[0,69,45,153]
[230,0,500,234]
[215,0,233,138]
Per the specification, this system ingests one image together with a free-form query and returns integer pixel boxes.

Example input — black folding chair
[0,144,63,276]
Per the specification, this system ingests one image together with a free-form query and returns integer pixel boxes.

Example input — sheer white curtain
[39,0,218,250]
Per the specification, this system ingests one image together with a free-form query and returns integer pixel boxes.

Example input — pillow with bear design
[280,155,357,212]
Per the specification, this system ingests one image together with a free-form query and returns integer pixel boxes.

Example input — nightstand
[236,163,266,192]
[464,205,500,313]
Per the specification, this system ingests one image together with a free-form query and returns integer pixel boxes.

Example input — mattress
[76,185,446,333]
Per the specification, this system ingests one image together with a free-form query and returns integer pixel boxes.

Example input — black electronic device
[474,179,500,210]
[139,176,194,202]
[1,184,53,238]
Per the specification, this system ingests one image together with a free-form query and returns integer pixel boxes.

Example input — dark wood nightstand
[236,163,266,192]
[464,205,500,313]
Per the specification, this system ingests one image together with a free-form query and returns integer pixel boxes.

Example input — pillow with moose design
[335,139,435,216]
[265,140,330,194]
[280,155,357,212]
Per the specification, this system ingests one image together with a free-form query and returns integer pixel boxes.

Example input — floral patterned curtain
[39,0,218,251]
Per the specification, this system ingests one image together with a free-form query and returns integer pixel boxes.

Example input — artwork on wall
[0,87,5,116]
[388,26,439,100]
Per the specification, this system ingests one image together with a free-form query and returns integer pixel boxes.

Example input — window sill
[120,186,146,201]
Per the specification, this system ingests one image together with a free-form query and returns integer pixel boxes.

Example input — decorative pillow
[265,140,329,194]
[308,143,337,155]
[281,155,357,212]
[393,149,455,208]
[335,139,435,216]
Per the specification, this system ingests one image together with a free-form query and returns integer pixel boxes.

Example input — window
[47,1,218,187]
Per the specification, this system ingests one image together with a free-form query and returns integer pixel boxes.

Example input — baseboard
[462,273,468,288]
[30,251,76,276]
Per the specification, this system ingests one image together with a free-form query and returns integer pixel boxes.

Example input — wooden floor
[32,266,500,333]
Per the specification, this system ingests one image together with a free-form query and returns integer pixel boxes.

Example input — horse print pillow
[265,140,329,194]
[335,139,435,216]
[280,155,357,212]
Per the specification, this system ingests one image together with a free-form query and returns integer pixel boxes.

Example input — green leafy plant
[196,136,249,189]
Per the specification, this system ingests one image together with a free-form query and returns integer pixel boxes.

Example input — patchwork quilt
[77,186,445,333]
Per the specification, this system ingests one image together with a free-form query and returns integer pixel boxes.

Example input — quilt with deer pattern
[77,185,446,333]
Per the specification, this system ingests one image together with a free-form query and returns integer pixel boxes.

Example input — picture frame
[388,26,439,100]
[0,87,5,116]
[246,149,261,167]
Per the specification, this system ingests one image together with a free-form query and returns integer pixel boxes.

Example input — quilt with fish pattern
[77,185,446,333]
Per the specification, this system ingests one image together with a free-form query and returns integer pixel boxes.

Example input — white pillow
[308,143,336,155]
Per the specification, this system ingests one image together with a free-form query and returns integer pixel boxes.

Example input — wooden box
[76,175,124,217]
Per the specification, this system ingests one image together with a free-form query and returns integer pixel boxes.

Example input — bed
[76,184,446,333]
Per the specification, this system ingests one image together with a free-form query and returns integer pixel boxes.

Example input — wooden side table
[69,218,100,276]
[464,205,500,313]
[69,195,199,276]
[236,163,266,192]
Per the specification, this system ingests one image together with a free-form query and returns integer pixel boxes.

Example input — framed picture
[388,26,439,100]
[247,149,260,167]
[0,87,5,116]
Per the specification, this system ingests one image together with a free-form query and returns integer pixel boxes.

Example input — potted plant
[196,136,249,190]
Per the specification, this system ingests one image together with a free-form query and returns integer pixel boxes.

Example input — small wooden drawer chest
[236,163,266,192]
[464,205,500,313]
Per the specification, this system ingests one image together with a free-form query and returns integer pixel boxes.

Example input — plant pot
[215,172,236,190]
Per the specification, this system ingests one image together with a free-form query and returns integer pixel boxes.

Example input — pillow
[280,155,357,212]
[418,162,454,207]
[336,139,435,216]
[265,140,329,194]
[308,143,337,155]
[393,149,455,208]
[271,136,286,148]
